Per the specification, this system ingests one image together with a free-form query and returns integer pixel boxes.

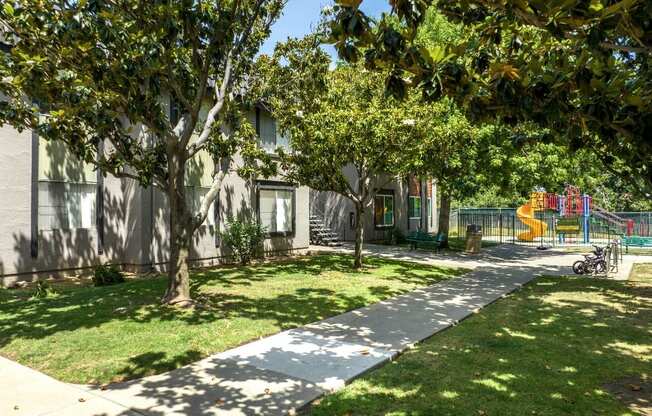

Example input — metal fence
[615,212,652,237]
[450,208,642,247]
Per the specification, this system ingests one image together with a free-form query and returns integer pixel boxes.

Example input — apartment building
[0,106,310,286]
[310,171,438,243]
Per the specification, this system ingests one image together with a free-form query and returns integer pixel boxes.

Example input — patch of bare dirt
[603,376,652,416]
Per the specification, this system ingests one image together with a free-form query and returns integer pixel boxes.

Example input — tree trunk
[164,222,192,306]
[162,154,193,306]
[353,203,365,269]
[438,191,451,249]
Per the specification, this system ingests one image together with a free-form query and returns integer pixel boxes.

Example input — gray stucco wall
[310,185,410,243]
[0,123,137,285]
[0,123,32,283]
[147,167,309,272]
[310,171,438,243]
[0,121,309,285]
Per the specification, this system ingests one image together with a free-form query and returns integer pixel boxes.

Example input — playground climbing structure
[517,185,631,244]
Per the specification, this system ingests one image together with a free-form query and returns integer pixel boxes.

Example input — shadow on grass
[114,350,204,382]
[0,254,463,382]
[309,275,652,416]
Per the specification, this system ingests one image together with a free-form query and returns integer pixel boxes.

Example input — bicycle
[572,245,608,275]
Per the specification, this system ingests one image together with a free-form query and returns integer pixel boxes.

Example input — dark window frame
[374,189,395,229]
[96,140,105,254]
[408,195,422,220]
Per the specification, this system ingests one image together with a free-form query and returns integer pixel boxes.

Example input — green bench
[623,236,652,252]
[406,231,447,252]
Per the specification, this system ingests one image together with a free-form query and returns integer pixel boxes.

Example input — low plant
[221,218,267,265]
[31,280,57,299]
[380,228,406,245]
[393,228,407,245]
[93,264,125,287]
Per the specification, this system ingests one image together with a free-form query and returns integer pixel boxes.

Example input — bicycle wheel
[572,261,585,275]
[595,260,607,274]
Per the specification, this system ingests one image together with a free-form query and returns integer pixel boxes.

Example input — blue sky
[261,0,390,60]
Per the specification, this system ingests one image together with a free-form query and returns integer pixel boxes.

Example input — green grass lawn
[310,265,652,416]
[0,254,463,385]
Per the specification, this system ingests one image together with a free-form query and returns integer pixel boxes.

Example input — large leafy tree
[401,98,474,242]
[262,39,417,268]
[0,0,284,305]
[327,0,652,190]
[456,144,652,211]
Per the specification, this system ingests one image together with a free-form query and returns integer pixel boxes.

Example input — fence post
[512,215,516,244]
[499,213,503,244]
[482,215,486,238]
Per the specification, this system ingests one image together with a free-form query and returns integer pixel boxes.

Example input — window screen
[38,182,96,230]
[259,188,294,234]
[259,111,277,153]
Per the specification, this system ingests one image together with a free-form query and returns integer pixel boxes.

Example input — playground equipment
[516,202,547,241]
[517,185,628,243]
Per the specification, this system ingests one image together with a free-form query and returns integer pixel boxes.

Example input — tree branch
[193,162,228,230]
[166,66,194,116]
[599,42,651,54]
[186,53,233,156]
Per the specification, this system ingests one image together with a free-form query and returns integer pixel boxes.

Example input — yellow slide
[517,202,547,241]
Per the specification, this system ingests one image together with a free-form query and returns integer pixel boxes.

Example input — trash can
[465,224,483,254]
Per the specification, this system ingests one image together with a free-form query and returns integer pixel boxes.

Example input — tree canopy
[327,0,652,190]
[0,0,285,305]
[261,38,422,267]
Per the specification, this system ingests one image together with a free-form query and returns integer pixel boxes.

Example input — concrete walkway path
[0,355,138,416]
[3,244,631,416]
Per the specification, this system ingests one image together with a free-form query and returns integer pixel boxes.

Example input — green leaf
[624,95,643,107]
[3,3,14,16]
[588,0,604,13]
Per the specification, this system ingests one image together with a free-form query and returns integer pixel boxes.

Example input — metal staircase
[309,214,342,246]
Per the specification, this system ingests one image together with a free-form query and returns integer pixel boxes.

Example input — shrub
[380,228,406,245]
[93,264,125,287]
[393,228,407,244]
[31,280,57,299]
[221,218,267,265]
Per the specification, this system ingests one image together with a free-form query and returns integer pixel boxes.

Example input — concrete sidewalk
[82,245,582,416]
[2,245,617,416]
[0,356,138,416]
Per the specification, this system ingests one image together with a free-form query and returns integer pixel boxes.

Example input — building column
[432,180,439,233]
[420,179,428,232]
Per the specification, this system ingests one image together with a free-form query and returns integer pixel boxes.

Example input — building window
[258,183,295,236]
[38,182,96,230]
[408,196,421,219]
[37,139,97,231]
[257,108,290,154]
[374,193,394,228]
